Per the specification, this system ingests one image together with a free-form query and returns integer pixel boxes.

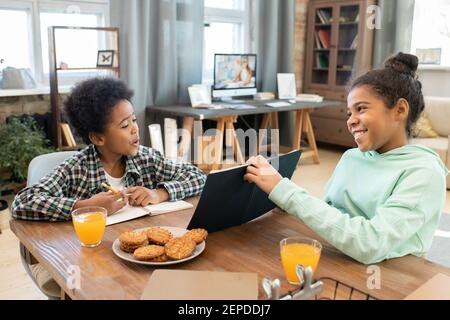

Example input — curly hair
[63,77,134,144]
[350,52,424,137]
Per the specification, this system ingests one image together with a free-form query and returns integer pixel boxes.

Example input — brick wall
[294,0,310,93]
[0,95,51,123]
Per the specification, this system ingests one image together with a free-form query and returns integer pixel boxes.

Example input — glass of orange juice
[71,207,107,247]
[280,236,322,285]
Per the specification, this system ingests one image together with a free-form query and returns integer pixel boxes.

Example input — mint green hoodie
[269,145,448,264]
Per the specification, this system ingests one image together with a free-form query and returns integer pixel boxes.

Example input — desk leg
[195,116,244,171]
[213,118,225,170]
[258,112,280,154]
[303,110,320,164]
[226,117,244,164]
[293,109,320,164]
[293,110,304,150]
[271,112,280,154]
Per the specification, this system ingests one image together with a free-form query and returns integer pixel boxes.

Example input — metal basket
[263,265,378,300]
[315,277,378,300]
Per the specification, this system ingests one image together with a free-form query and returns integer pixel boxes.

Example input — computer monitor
[213,53,257,100]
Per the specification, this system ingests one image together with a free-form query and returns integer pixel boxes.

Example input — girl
[12,77,206,221]
[244,52,448,264]
[233,57,253,86]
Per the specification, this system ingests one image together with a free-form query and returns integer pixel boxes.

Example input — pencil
[101,182,132,196]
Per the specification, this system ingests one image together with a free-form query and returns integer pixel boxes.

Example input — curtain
[110,0,204,144]
[254,0,296,146]
[373,0,415,68]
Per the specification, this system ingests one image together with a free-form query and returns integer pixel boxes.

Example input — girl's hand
[74,191,127,215]
[244,155,283,195]
[125,187,169,206]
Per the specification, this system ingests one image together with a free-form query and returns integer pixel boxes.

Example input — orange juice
[72,211,106,247]
[280,243,321,284]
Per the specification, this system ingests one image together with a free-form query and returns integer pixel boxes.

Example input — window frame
[0,0,109,87]
[203,0,252,84]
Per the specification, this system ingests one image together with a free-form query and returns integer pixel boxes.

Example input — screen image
[214,54,257,90]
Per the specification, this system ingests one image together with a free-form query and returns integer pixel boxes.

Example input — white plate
[112,226,206,266]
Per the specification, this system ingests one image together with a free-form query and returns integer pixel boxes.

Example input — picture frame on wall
[416,48,441,65]
[97,50,114,67]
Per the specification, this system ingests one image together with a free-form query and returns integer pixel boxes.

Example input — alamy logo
[66,265,81,290]
[366,5,381,30]
[366,265,381,290]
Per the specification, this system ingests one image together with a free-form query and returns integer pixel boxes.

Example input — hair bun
[384,52,419,77]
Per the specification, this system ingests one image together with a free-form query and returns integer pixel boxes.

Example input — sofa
[410,96,450,189]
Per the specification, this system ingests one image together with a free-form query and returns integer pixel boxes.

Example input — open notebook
[106,200,193,226]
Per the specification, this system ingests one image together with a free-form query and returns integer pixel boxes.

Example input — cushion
[424,96,450,136]
[412,113,439,138]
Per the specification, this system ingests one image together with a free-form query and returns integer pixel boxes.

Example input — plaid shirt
[12,144,206,221]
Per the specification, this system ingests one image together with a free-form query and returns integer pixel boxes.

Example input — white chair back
[27,151,77,186]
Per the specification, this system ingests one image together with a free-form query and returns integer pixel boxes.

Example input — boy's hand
[125,187,169,206]
[244,155,283,195]
[74,191,127,215]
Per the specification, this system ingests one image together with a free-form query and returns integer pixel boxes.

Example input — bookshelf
[48,26,120,150]
[304,0,375,147]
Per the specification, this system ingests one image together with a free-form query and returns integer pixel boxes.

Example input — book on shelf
[317,30,331,49]
[60,123,76,147]
[350,34,358,49]
[315,53,329,69]
[314,32,323,49]
[316,9,331,24]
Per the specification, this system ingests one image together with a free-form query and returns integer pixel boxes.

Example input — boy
[11,77,207,299]
[12,77,206,221]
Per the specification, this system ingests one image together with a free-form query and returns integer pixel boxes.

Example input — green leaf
[0,116,54,182]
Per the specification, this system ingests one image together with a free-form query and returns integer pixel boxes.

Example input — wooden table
[147,100,341,170]
[10,197,450,300]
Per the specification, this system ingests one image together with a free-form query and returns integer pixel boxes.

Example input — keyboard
[265,101,292,108]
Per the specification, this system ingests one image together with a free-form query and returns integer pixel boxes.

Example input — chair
[20,151,76,299]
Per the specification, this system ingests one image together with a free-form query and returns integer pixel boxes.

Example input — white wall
[418,68,450,98]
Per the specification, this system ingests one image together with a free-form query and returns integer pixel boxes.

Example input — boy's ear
[395,98,410,121]
[88,132,105,146]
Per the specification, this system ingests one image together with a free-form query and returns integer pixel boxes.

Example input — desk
[10,198,450,300]
[146,100,341,170]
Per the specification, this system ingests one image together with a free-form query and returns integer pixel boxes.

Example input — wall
[418,69,450,98]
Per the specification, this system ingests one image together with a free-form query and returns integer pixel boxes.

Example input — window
[40,12,102,76]
[0,0,109,88]
[411,0,450,67]
[203,0,251,83]
[0,3,33,72]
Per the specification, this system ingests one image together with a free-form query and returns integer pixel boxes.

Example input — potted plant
[0,116,54,186]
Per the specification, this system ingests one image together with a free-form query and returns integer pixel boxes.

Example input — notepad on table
[106,200,193,226]
[141,270,258,300]
[266,101,291,108]
[403,273,450,300]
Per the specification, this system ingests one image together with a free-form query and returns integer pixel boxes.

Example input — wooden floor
[0,145,449,299]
